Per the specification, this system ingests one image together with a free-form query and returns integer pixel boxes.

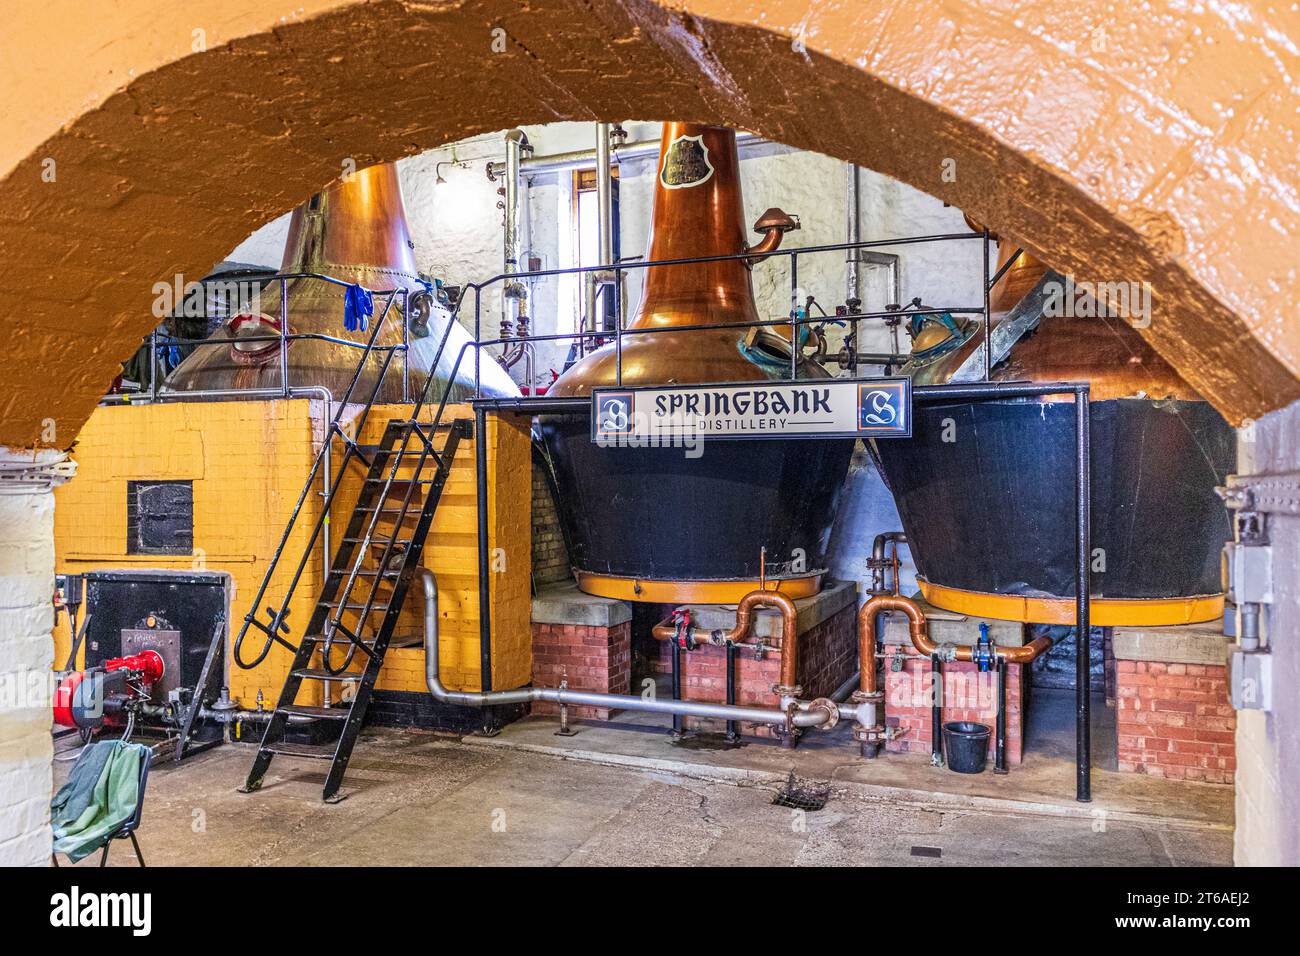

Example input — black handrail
[230,228,998,673]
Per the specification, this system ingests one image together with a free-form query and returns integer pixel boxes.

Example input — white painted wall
[224,122,993,600]
[0,480,56,866]
[1234,397,1300,866]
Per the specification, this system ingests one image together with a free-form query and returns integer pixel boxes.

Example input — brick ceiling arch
[1,0,1297,447]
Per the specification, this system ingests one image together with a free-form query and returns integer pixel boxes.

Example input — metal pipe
[995,657,1008,774]
[502,129,529,334]
[1075,389,1093,802]
[931,652,944,767]
[855,592,1055,764]
[485,131,767,178]
[650,590,800,694]
[475,407,493,703]
[866,593,1053,665]
[198,706,312,725]
[423,570,827,729]
[596,122,614,270]
[845,163,861,304]
[725,642,738,743]
[670,638,684,738]
[870,531,907,594]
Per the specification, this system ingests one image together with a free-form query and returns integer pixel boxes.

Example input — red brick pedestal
[646,581,858,740]
[530,584,632,720]
[1113,622,1235,784]
[882,658,1025,762]
[881,605,1028,762]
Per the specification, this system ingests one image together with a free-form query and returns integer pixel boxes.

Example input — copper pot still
[540,123,855,603]
[164,162,516,402]
[875,237,1235,626]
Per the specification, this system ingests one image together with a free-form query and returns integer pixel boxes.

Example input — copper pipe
[858,593,1053,666]
[745,208,798,265]
[652,589,800,692]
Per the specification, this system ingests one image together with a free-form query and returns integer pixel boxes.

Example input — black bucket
[943,721,991,774]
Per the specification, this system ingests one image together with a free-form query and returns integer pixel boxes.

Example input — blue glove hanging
[343,284,374,333]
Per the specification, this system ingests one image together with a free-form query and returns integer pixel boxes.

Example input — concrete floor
[53,713,1233,866]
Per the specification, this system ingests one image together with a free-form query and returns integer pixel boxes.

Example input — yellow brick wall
[336,404,532,694]
[52,399,531,710]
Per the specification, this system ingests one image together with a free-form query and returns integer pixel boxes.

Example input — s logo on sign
[861,389,898,426]
[596,392,634,436]
[856,381,909,436]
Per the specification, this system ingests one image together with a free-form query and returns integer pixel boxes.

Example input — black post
[1075,388,1092,801]
[789,253,799,380]
[725,642,738,743]
[614,265,623,386]
[994,656,1008,774]
[931,652,944,767]
[475,406,494,720]
[670,640,683,738]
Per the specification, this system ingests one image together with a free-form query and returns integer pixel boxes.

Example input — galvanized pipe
[422,570,828,729]
[650,590,800,694]
[845,163,861,304]
[502,129,528,332]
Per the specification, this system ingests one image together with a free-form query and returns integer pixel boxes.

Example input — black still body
[538,414,855,583]
[873,398,1235,600]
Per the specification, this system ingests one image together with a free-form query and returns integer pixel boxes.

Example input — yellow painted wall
[53,399,530,709]
[340,404,532,694]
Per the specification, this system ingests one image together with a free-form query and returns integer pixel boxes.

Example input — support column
[0,449,68,866]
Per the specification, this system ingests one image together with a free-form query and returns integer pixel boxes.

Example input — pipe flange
[773,683,802,699]
[852,724,886,743]
[849,689,884,705]
[807,698,840,730]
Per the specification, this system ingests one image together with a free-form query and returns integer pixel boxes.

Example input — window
[127,480,194,555]
[572,167,620,332]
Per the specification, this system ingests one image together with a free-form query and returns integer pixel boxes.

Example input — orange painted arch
[2,0,1299,450]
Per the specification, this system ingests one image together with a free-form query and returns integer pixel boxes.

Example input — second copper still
[874,240,1234,626]
[539,123,854,603]
[165,162,516,403]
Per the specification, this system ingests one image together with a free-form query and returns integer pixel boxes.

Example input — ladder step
[356,505,421,519]
[318,600,391,611]
[292,668,365,681]
[327,568,399,580]
[278,704,351,720]
[265,741,338,759]
[301,633,378,648]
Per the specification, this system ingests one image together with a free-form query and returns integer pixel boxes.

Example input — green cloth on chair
[51,740,148,863]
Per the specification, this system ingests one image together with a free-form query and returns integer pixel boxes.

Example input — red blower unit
[53,650,165,731]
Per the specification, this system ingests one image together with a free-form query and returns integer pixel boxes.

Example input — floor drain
[771,772,830,812]
[910,846,942,859]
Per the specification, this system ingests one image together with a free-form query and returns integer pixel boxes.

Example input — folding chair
[52,745,152,867]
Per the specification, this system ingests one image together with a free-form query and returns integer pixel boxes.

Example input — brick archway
[1,0,1297,447]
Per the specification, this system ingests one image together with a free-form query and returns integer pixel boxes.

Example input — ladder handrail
[232,288,405,668]
[233,272,474,670]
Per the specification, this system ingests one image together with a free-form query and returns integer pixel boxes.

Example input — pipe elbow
[745,208,799,264]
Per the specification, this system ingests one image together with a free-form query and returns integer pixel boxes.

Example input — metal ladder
[238,415,468,801]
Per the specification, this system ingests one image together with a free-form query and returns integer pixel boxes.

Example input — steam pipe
[502,129,529,335]
[650,590,800,695]
[866,593,1053,665]
[422,570,830,730]
[581,124,619,350]
[846,164,861,304]
[869,531,907,594]
[853,593,1056,761]
[596,122,614,270]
